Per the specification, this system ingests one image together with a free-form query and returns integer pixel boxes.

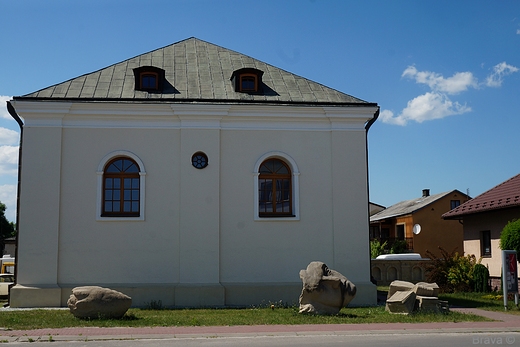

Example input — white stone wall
[10,101,377,307]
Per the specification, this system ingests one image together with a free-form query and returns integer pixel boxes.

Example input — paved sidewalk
[0,308,519,343]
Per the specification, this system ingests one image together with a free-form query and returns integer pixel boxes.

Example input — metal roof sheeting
[370,191,456,222]
[17,37,372,106]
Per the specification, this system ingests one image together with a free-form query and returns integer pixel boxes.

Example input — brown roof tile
[442,173,520,219]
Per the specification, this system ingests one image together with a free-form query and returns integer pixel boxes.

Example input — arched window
[258,158,292,217]
[102,157,140,217]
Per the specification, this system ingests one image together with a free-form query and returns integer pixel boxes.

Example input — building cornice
[11,100,377,131]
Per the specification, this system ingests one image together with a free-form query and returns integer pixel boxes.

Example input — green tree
[370,240,387,259]
[0,202,16,254]
[499,219,520,255]
[473,263,490,293]
[390,239,408,254]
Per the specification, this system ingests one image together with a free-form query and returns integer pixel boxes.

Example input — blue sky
[1,0,519,222]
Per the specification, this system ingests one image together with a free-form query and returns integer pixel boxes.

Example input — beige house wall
[10,101,378,308]
[462,208,520,278]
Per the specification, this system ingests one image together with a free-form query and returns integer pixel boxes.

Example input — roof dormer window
[231,68,264,93]
[133,66,165,92]
[141,73,158,90]
[240,74,257,91]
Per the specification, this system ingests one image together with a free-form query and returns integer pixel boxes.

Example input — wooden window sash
[258,160,293,217]
[102,158,140,217]
[140,72,159,91]
[239,73,258,92]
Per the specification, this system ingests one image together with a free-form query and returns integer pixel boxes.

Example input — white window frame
[253,151,300,221]
[96,150,146,221]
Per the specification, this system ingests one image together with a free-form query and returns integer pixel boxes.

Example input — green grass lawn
[1,289,517,330]
[439,291,520,314]
[0,305,491,331]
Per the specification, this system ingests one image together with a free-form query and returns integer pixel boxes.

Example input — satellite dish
[413,224,422,235]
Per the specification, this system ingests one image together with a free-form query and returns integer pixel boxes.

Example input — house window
[253,152,300,221]
[240,74,257,92]
[102,157,140,217]
[381,228,390,241]
[141,73,158,90]
[369,225,380,239]
[231,68,264,93]
[396,224,405,240]
[481,230,491,257]
[97,151,146,221]
[133,66,165,92]
[450,200,461,209]
[191,152,208,169]
[258,158,293,217]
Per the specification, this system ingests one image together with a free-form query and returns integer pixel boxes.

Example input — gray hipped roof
[17,37,374,106]
[370,191,459,222]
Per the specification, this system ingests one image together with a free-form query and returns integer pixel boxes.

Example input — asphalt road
[12,332,520,347]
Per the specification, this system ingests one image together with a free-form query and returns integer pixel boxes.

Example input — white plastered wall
[10,101,377,307]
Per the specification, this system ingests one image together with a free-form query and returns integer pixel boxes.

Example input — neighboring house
[2,237,15,257]
[443,173,520,288]
[370,189,470,258]
[369,202,385,216]
[7,37,380,308]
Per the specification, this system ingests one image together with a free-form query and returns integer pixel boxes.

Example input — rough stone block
[298,261,356,315]
[413,282,439,297]
[386,290,416,315]
[67,286,132,319]
[387,280,415,299]
[415,295,440,313]
[438,300,450,313]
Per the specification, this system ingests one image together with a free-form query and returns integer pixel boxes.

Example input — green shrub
[499,219,520,255]
[446,253,477,292]
[370,240,387,259]
[473,263,489,293]
[390,239,408,254]
[424,247,479,293]
[424,247,455,292]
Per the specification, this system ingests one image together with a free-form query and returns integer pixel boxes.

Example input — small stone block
[386,290,416,315]
[416,295,440,313]
[413,282,439,297]
[438,300,450,313]
[387,280,415,299]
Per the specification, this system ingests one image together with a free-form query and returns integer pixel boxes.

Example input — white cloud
[380,92,471,126]
[0,96,13,120]
[383,63,518,126]
[0,145,19,176]
[517,29,520,35]
[0,128,20,146]
[0,184,17,222]
[379,109,405,126]
[402,66,478,94]
[485,62,519,87]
